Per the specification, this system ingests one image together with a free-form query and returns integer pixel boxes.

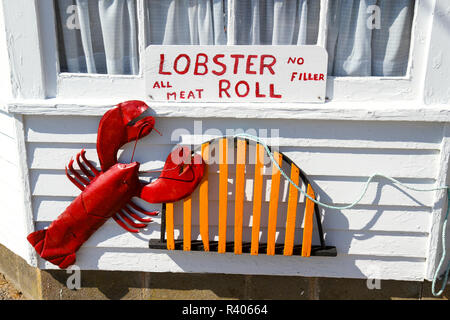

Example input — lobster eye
[179,148,184,158]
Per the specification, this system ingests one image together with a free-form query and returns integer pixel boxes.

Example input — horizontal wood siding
[25,115,444,280]
[0,112,29,260]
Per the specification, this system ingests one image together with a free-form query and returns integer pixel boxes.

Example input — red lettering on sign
[159,54,171,75]
[255,82,266,98]
[269,84,282,99]
[194,53,208,75]
[153,81,172,88]
[212,54,226,76]
[235,81,250,97]
[167,92,177,100]
[219,80,231,98]
[230,54,245,74]
[246,55,258,75]
[174,54,191,75]
[260,55,276,75]
[290,72,297,82]
[287,57,304,65]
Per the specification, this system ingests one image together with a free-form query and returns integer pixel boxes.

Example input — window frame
[2,0,450,282]
[10,0,429,102]
[39,0,147,100]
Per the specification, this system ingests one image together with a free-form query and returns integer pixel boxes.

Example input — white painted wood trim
[36,0,58,98]
[13,114,38,267]
[27,0,430,102]
[137,0,146,77]
[6,100,450,123]
[1,0,46,99]
[422,0,450,105]
[425,124,450,280]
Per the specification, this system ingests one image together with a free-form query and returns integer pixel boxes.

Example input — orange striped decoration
[283,164,300,256]
[234,139,247,254]
[301,184,316,257]
[266,152,282,255]
[251,143,264,255]
[199,143,210,251]
[183,196,192,251]
[166,202,175,250]
[218,138,228,253]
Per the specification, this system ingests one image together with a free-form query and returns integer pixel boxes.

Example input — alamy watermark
[169,120,280,166]
[66,5,80,30]
[63,4,383,31]
[366,265,382,290]
[367,5,382,30]
[66,265,81,290]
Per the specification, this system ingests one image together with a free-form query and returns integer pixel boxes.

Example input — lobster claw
[139,146,205,204]
[97,100,156,172]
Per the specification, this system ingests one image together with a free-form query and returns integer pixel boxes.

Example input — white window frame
[318,0,426,102]
[1,0,434,103]
[2,0,450,282]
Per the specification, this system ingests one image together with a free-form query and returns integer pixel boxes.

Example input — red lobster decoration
[27,101,205,269]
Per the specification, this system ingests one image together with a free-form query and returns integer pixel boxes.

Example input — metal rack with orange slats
[149,137,337,257]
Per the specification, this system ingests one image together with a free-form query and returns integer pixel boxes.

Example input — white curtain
[327,0,415,76]
[56,0,414,77]
[56,0,139,75]
[145,0,227,45]
[230,0,320,45]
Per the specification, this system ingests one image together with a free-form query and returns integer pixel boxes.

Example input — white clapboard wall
[25,114,446,281]
[0,111,31,261]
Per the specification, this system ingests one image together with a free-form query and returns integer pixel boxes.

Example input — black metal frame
[149,137,337,257]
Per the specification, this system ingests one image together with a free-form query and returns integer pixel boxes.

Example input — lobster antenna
[130,124,149,163]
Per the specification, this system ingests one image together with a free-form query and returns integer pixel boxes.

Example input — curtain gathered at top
[56,0,139,75]
[55,0,415,77]
[327,0,415,76]
[230,0,319,45]
[145,0,227,45]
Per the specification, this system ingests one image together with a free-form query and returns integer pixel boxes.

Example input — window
[36,0,424,101]
[55,0,140,75]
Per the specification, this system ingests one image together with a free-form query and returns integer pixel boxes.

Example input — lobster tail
[27,230,77,269]
[47,253,77,270]
[27,229,46,254]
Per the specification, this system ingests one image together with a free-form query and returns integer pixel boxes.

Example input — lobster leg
[80,149,101,177]
[118,210,147,229]
[128,201,159,217]
[113,214,139,233]
[76,151,95,178]
[123,207,152,223]
[68,159,91,186]
[65,166,85,191]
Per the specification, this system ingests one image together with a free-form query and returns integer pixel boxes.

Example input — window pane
[55,0,139,75]
[327,0,415,77]
[230,0,320,45]
[145,0,228,45]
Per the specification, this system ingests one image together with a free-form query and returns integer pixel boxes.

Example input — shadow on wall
[28,114,440,297]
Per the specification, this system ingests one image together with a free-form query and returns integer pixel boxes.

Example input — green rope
[230,133,450,296]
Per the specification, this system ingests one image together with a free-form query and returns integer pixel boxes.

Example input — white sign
[145,45,328,103]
